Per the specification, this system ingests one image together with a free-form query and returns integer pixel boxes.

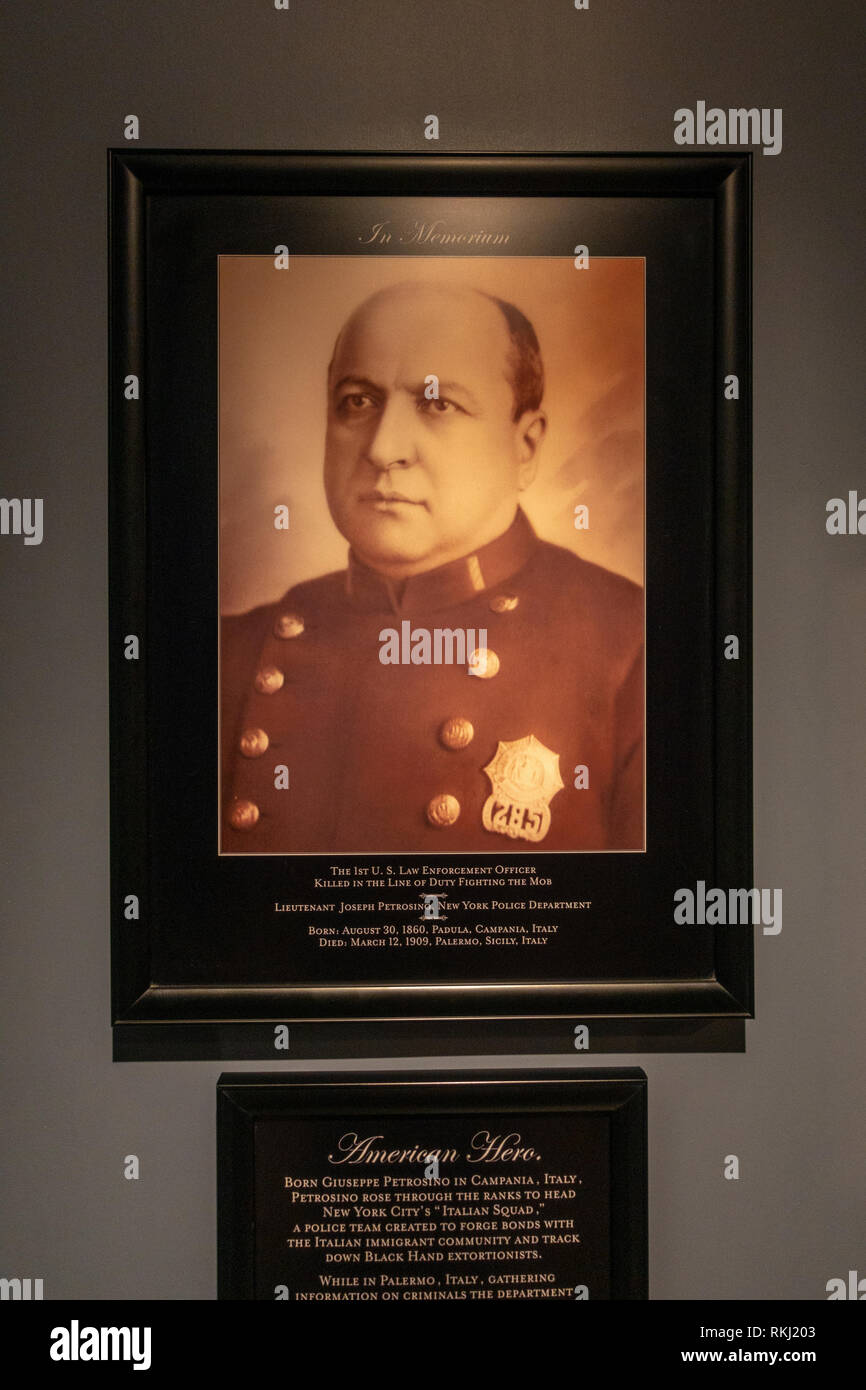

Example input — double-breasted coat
[221,510,643,854]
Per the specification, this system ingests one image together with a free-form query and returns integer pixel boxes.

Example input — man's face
[324,286,544,577]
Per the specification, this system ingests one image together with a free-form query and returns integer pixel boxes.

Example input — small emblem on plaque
[482,734,564,843]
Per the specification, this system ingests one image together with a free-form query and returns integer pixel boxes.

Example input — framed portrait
[216,1068,648,1301]
[109,151,752,1059]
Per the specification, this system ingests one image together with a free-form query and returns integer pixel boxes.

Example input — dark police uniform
[221,509,643,853]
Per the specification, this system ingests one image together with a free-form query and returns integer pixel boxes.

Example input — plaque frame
[109,151,753,1060]
[216,1068,648,1301]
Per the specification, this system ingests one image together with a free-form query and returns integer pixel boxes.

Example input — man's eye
[337,393,376,413]
[419,396,458,415]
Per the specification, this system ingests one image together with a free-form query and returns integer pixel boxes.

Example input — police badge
[482,735,565,843]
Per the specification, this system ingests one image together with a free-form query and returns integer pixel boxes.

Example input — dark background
[144,177,715,990]
[1,0,863,1299]
[250,1112,612,1300]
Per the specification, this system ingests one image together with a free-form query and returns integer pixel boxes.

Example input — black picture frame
[217,1068,648,1301]
[110,151,752,1060]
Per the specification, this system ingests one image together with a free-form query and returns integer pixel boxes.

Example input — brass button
[255,665,285,695]
[228,799,260,831]
[426,794,461,828]
[489,593,518,613]
[274,613,304,639]
[468,647,500,679]
[239,727,269,758]
[439,716,474,751]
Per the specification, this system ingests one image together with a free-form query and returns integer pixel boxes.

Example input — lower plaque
[217,1068,647,1301]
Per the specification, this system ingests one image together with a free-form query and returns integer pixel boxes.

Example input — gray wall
[1,0,863,1300]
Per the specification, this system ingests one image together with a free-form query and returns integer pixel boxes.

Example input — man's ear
[516,411,546,490]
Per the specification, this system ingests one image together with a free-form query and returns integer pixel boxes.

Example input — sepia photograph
[220,255,645,854]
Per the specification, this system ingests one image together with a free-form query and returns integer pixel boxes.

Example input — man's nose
[364,395,417,471]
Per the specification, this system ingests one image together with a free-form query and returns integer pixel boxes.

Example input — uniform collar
[345,508,538,615]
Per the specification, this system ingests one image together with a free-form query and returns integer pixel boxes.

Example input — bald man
[221,283,643,853]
